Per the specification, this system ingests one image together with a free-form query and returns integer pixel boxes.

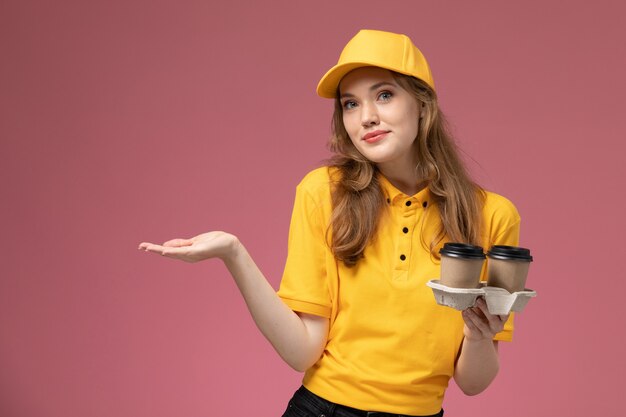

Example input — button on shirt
[277,167,521,415]
[381,180,433,283]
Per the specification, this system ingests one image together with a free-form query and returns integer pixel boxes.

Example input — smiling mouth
[362,130,389,143]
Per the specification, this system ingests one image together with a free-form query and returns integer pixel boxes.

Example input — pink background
[2,0,625,416]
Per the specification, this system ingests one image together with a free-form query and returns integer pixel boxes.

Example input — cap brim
[316,62,381,98]
[316,61,427,98]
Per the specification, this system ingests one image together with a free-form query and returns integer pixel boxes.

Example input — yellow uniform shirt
[277,167,520,415]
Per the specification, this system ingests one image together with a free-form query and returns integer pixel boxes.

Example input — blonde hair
[326,72,485,266]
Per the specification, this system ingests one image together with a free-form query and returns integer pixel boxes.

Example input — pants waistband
[295,386,444,417]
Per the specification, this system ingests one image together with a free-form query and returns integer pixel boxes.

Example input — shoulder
[291,167,335,223]
[296,166,336,197]
[481,190,521,245]
[483,191,519,218]
[482,190,520,227]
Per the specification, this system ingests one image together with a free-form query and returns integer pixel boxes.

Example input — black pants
[282,386,444,417]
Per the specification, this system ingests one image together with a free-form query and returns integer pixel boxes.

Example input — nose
[360,101,379,127]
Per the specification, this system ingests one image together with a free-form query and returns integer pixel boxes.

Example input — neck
[378,165,422,196]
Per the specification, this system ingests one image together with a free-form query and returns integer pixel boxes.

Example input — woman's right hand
[138,231,239,263]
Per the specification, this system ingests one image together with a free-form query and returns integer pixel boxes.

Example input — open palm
[138,231,237,263]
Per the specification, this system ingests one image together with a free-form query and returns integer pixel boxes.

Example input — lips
[362,130,390,143]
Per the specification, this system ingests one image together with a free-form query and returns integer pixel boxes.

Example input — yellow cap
[316,29,435,98]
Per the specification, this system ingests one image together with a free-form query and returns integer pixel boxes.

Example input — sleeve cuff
[494,330,513,342]
[279,296,332,319]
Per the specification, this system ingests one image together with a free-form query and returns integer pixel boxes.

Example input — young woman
[139,29,521,417]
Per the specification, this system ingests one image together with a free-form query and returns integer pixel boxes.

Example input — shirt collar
[378,172,431,207]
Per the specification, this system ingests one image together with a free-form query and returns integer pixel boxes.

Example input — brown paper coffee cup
[486,246,533,293]
[439,243,486,288]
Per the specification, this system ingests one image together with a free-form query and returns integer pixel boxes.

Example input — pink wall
[1,0,624,415]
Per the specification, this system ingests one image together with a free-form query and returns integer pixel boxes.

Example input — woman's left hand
[462,298,508,341]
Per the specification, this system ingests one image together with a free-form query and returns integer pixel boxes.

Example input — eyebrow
[339,81,397,99]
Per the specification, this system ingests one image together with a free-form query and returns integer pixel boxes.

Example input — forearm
[222,237,326,372]
[453,339,500,395]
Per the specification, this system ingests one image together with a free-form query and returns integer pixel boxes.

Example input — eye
[378,91,393,101]
[342,100,357,110]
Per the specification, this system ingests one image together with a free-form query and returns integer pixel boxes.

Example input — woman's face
[339,67,421,173]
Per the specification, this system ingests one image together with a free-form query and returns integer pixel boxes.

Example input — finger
[139,243,166,254]
[462,310,479,331]
[464,308,492,337]
[162,238,193,247]
[139,242,194,262]
[161,246,194,261]
[475,298,505,331]
[462,309,493,340]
